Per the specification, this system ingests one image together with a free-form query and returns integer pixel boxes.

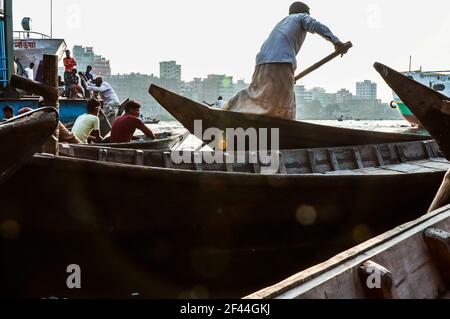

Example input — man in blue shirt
[224,2,348,120]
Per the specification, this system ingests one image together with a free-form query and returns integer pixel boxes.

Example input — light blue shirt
[255,13,340,71]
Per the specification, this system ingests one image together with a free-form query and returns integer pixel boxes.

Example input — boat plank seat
[350,167,402,175]
[414,160,450,171]
[246,205,450,299]
[380,163,442,174]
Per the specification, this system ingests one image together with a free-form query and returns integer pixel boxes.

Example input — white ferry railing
[13,31,51,39]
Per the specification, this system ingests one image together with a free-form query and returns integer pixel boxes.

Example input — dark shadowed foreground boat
[149,84,429,150]
[0,107,58,184]
[375,62,450,159]
[81,130,189,150]
[1,139,448,298]
[246,204,450,299]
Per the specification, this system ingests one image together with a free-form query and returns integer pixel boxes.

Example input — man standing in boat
[63,50,77,96]
[224,2,348,120]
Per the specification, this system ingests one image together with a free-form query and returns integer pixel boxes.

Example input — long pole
[50,0,53,38]
[295,42,353,81]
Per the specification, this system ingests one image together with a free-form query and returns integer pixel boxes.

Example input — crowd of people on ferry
[4,48,155,145]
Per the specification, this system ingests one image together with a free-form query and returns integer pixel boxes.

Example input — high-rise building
[159,61,181,92]
[335,88,353,104]
[72,45,111,77]
[159,61,181,80]
[356,80,377,100]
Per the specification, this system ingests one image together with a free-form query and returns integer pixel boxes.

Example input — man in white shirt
[24,63,35,80]
[214,96,225,109]
[224,2,348,120]
[86,77,120,120]
[71,99,104,144]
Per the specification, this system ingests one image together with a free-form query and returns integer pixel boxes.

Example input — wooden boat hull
[374,62,450,158]
[78,130,189,150]
[0,153,446,298]
[149,84,429,150]
[0,107,58,184]
[247,204,450,299]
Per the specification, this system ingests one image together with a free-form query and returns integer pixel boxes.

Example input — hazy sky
[12,0,450,102]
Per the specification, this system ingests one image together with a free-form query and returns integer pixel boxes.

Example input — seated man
[110,100,156,143]
[2,105,14,121]
[67,69,84,99]
[71,99,104,144]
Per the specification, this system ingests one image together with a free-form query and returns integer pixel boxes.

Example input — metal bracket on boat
[134,150,144,166]
[98,149,108,162]
[327,149,340,171]
[372,145,385,167]
[307,150,318,173]
[163,152,174,169]
[249,152,260,174]
[353,148,364,169]
[358,260,397,299]
[422,141,436,159]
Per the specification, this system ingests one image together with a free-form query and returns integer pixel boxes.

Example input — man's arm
[86,83,103,92]
[137,119,156,139]
[88,130,103,143]
[87,117,103,142]
[301,15,340,44]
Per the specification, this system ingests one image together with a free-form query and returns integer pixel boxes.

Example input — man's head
[72,68,78,75]
[29,63,35,69]
[289,2,310,15]
[218,96,223,100]
[18,107,33,115]
[87,99,101,116]
[65,50,71,58]
[93,76,103,87]
[86,65,92,73]
[124,100,141,117]
[3,106,14,119]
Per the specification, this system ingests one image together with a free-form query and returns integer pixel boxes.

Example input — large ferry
[391,70,450,127]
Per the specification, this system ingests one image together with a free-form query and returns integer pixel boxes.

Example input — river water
[148,119,430,151]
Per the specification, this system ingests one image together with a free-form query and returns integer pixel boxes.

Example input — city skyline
[12,0,450,103]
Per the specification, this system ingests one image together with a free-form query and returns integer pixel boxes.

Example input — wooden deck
[59,140,449,175]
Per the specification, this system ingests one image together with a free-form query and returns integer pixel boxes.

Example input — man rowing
[224,2,349,120]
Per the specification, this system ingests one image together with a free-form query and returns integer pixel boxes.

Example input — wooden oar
[295,41,353,81]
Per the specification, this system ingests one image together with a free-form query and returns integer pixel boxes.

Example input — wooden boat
[148,84,430,150]
[144,118,160,125]
[374,62,450,159]
[246,204,450,299]
[79,130,189,150]
[1,139,449,298]
[0,107,58,184]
